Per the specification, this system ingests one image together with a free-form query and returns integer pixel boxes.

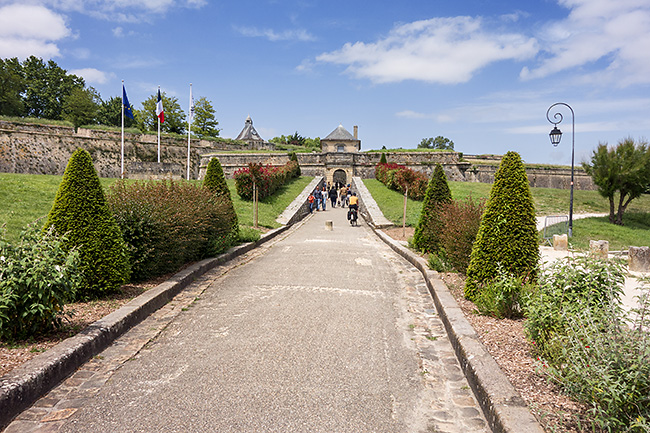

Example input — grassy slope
[364,178,650,249]
[0,173,312,242]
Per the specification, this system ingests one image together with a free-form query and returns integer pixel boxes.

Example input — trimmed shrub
[234,160,299,201]
[473,265,535,319]
[374,162,428,200]
[289,151,301,176]
[438,196,485,273]
[44,149,130,299]
[464,151,539,300]
[204,157,239,245]
[413,164,452,253]
[108,180,235,282]
[0,225,80,340]
[379,153,387,164]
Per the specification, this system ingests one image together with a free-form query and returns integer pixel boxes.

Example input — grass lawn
[0,173,313,243]
[364,178,650,248]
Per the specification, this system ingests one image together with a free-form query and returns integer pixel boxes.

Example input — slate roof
[324,124,356,141]
[236,115,264,142]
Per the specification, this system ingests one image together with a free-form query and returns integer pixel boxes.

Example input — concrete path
[7,207,488,433]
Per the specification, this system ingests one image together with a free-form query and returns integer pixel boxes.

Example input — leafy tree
[304,137,321,149]
[413,164,452,253]
[418,136,455,150]
[191,96,220,138]
[464,151,538,300]
[22,56,84,120]
[583,137,650,225]
[45,149,130,299]
[203,157,239,246]
[96,95,136,128]
[0,57,24,116]
[137,91,186,134]
[269,135,288,145]
[287,131,306,146]
[62,87,100,131]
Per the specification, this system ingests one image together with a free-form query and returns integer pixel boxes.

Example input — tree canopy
[582,137,650,225]
[191,96,220,138]
[418,136,455,150]
[137,92,186,134]
[62,87,100,131]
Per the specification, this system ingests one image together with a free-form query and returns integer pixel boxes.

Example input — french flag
[156,88,165,123]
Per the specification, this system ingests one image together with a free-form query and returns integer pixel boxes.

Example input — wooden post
[402,186,408,238]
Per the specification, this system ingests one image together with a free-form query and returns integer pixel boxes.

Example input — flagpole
[121,80,125,179]
[187,83,192,180]
[157,85,161,164]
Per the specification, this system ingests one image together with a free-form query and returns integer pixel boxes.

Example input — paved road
[6,206,488,433]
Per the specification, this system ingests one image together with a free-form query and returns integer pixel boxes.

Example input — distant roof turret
[324,124,356,141]
[236,115,264,142]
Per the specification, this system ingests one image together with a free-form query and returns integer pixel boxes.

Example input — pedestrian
[308,192,315,213]
[313,188,322,211]
[321,186,328,210]
[329,186,338,208]
[339,184,348,207]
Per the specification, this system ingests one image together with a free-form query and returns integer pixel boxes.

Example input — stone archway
[333,169,347,186]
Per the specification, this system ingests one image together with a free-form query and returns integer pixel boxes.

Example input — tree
[287,131,306,146]
[418,136,455,150]
[191,97,220,138]
[412,164,452,253]
[0,57,24,116]
[22,56,84,120]
[96,95,136,128]
[379,153,388,164]
[203,157,239,248]
[45,149,130,299]
[304,137,321,149]
[288,151,301,176]
[583,138,650,225]
[137,91,186,134]
[464,151,538,300]
[62,87,100,131]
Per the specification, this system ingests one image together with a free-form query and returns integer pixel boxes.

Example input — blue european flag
[122,85,134,119]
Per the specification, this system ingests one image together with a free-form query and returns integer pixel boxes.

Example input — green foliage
[62,87,100,131]
[288,152,301,176]
[427,251,452,272]
[238,226,261,243]
[418,136,455,150]
[438,197,485,273]
[191,96,220,138]
[379,153,387,164]
[234,161,300,201]
[0,225,80,340]
[375,163,428,200]
[96,95,136,128]
[413,164,452,253]
[137,91,186,134]
[270,134,320,150]
[44,149,130,299]
[474,265,534,319]
[0,58,24,116]
[583,137,650,225]
[203,157,239,246]
[525,256,625,364]
[465,151,539,300]
[108,179,234,282]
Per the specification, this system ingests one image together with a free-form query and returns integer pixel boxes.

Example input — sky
[1,0,650,165]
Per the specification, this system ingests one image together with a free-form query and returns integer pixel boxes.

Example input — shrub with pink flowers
[374,162,428,200]
[234,160,300,201]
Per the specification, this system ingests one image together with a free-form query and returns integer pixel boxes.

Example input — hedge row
[234,160,300,200]
[375,162,428,200]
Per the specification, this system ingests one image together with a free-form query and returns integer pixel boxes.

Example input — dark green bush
[288,151,301,176]
[204,157,239,245]
[438,197,485,273]
[44,149,130,299]
[473,265,534,319]
[413,164,452,253]
[0,225,80,340]
[464,151,539,300]
[108,180,234,282]
[379,153,387,164]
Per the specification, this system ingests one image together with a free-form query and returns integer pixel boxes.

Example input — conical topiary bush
[464,151,539,300]
[412,163,452,253]
[45,149,130,299]
[379,153,387,164]
[204,157,239,249]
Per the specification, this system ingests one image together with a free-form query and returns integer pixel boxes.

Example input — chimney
[353,125,358,139]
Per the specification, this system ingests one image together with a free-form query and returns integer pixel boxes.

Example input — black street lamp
[546,102,575,237]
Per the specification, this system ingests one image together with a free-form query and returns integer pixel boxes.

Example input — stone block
[629,246,650,272]
[589,240,609,260]
[553,234,568,250]
[325,220,333,231]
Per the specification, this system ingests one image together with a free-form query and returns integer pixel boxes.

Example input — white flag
[188,85,195,123]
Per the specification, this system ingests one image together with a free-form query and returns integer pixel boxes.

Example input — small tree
[191,96,221,138]
[137,91,186,134]
[204,157,239,245]
[288,152,301,176]
[62,87,100,131]
[464,151,538,300]
[412,164,452,253]
[45,149,130,299]
[379,153,387,164]
[418,136,455,150]
[582,137,650,225]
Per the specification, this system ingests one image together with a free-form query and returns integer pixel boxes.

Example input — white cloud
[70,67,113,84]
[235,26,316,42]
[521,0,650,86]
[0,3,71,58]
[37,0,206,22]
[316,16,538,84]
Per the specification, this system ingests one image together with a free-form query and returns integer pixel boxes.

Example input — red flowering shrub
[375,163,428,200]
[234,160,300,200]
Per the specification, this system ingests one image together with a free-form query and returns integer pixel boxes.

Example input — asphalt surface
[11,206,489,433]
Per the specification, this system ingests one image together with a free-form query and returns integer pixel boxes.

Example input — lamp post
[546,102,575,237]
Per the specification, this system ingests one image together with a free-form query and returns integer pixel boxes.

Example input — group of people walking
[308,182,355,213]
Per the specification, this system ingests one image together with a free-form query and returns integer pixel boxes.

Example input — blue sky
[1,0,650,165]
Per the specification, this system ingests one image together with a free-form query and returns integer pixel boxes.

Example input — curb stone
[0,224,293,429]
[369,226,544,433]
